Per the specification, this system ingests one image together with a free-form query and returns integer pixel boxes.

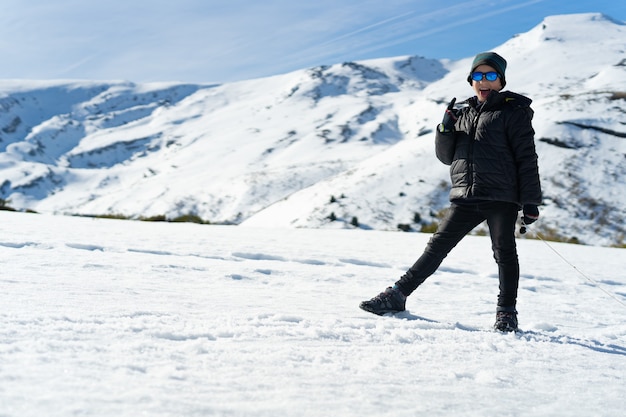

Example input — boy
[360,52,542,332]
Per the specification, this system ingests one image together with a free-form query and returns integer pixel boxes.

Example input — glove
[438,97,458,133]
[522,204,539,225]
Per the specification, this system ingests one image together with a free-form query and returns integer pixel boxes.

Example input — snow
[1,210,624,416]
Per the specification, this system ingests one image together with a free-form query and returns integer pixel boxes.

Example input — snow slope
[0,211,624,417]
[0,13,625,246]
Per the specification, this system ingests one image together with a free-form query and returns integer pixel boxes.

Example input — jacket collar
[468,91,532,111]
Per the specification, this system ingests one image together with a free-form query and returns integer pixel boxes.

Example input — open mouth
[478,88,491,99]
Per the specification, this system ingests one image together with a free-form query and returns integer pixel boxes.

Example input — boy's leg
[483,202,520,309]
[394,203,485,296]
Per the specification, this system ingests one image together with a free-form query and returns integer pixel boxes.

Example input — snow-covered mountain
[0,13,624,246]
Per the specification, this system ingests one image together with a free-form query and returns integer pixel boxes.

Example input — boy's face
[471,64,503,101]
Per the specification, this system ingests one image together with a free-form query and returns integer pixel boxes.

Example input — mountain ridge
[0,13,624,246]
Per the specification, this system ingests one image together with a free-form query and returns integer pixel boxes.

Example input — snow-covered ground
[1,211,624,417]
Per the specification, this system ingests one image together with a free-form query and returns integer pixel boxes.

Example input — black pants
[395,201,520,309]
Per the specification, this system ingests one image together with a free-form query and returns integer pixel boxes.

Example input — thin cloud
[284,0,547,67]
[0,0,622,83]
[335,0,549,58]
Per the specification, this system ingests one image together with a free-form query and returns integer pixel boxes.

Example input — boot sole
[359,303,405,316]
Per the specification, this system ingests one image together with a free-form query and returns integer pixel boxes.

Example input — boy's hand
[438,98,458,133]
[522,204,540,225]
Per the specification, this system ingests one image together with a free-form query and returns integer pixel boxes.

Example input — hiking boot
[359,286,406,315]
[494,309,518,332]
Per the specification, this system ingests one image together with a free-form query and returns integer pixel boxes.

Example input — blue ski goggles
[471,71,499,82]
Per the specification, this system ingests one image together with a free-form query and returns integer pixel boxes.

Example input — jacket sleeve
[507,107,542,205]
[435,128,456,165]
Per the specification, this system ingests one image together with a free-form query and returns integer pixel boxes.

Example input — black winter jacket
[435,90,542,207]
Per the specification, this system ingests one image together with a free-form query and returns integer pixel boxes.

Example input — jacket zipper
[467,111,481,198]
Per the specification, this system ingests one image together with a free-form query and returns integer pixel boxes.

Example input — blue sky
[1,0,624,84]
